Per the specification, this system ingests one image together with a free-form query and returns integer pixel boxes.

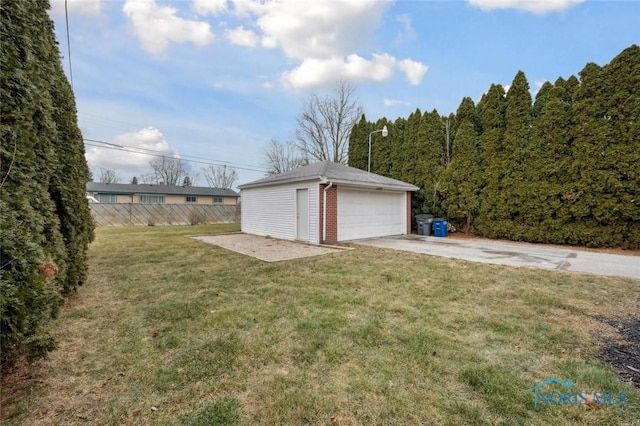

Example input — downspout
[323,181,333,243]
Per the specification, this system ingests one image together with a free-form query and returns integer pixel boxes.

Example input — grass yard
[2,224,639,425]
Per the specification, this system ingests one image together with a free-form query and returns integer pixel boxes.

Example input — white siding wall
[240,181,320,243]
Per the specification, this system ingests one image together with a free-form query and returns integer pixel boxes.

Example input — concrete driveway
[354,235,640,280]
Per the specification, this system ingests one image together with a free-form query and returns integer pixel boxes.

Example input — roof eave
[319,177,418,191]
[238,176,320,190]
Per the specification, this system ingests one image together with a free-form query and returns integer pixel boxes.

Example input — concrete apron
[353,235,640,280]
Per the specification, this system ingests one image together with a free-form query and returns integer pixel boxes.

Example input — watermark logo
[532,378,627,408]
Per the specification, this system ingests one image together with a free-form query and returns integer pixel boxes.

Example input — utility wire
[83,138,266,171]
[84,142,267,173]
[64,0,74,88]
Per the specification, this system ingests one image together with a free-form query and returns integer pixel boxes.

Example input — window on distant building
[139,194,165,204]
[96,193,117,203]
[213,196,223,204]
[185,195,197,204]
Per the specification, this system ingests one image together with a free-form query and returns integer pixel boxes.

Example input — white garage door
[337,188,406,241]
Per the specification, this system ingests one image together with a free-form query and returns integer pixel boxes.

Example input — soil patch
[194,233,350,262]
[595,316,640,388]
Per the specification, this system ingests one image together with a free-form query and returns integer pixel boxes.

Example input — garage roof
[238,161,419,191]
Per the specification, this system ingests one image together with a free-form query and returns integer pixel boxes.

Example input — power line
[64,0,73,89]
[83,138,265,170]
[84,141,267,173]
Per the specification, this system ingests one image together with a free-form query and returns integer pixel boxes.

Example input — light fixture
[368,125,388,173]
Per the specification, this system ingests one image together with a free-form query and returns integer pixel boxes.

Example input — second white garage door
[337,188,406,241]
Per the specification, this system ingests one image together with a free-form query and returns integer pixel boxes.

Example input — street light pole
[368,125,388,173]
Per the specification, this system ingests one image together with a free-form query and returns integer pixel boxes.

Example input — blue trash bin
[433,218,448,237]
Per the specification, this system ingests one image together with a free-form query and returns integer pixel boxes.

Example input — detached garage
[238,161,418,244]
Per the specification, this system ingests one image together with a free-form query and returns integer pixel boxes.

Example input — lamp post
[368,125,388,173]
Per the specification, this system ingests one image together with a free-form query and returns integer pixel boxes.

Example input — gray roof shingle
[238,161,418,191]
[86,182,239,197]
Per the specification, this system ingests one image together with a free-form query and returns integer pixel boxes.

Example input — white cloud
[261,36,277,49]
[49,0,102,17]
[384,99,403,107]
[281,54,396,89]
[397,59,429,85]
[262,81,274,89]
[193,0,228,15]
[219,0,429,89]
[468,0,583,14]
[396,14,417,43]
[281,53,429,89]
[255,0,385,61]
[85,127,177,177]
[230,0,267,17]
[225,26,259,47]
[123,0,214,55]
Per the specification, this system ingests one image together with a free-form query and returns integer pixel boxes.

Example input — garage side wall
[240,182,319,243]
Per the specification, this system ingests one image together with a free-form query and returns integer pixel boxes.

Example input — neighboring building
[86,182,239,205]
[238,161,418,244]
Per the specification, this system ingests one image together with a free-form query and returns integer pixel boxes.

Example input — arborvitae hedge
[348,45,639,249]
[1,0,94,361]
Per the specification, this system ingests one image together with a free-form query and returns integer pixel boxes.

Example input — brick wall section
[319,183,338,243]
[406,191,412,235]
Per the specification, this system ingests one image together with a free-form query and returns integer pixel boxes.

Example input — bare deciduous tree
[202,165,238,189]
[98,168,120,184]
[263,139,308,175]
[295,81,364,164]
[148,156,189,185]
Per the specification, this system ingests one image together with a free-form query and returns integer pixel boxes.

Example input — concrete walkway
[354,235,640,280]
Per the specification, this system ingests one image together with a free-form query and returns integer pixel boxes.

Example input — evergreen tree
[347,114,369,170]
[532,81,554,120]
[439,98,482,232]
[1,0,94,360]
[402,109,422,182]
[371,118,391,176]
[475,84,506,237]
[571,47,640,247]
[388,117,406,181]
[416,110,445,216]
[501,71,533,239]
[524,78,575,242]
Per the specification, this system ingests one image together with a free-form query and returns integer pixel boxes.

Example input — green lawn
[3,224,638,425]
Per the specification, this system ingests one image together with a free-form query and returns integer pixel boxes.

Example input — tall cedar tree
[501,71,534,239]
[417,110,445,216]
[388,117,406,181]
[1,0,93,360]
[571,47,640,247]
[524,78,575,243]
[346,114,369,170]
[475,84,507,237]
[438,98,482,232]
[346,45,638,248]
[371,117,391,176]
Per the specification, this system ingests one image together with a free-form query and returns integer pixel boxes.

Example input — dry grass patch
[2,224,638,425]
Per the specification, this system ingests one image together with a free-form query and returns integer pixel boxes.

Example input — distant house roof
[238,161,419,191]
[86,182,239,197]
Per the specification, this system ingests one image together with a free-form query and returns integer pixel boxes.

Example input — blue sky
[48,0,639,186]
